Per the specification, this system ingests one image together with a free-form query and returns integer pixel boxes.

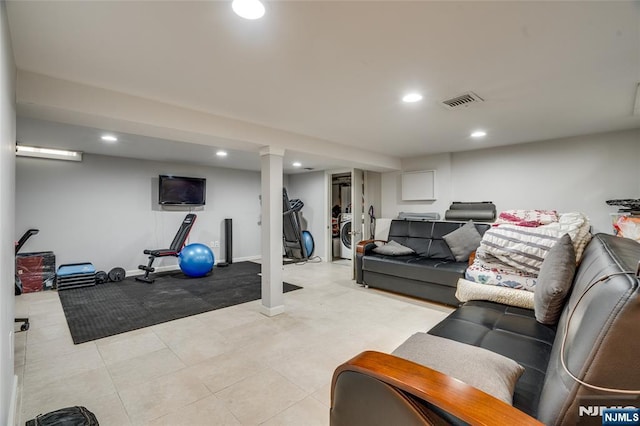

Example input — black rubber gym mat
[58,262,301,344]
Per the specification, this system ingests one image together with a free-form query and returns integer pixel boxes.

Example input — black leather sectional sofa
[332,233,640,425]
[356,219,491,306]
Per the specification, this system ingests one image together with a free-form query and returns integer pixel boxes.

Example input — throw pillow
[443,220,482,262]
[372,240,415,256]
[534,233,576,325]
[392,333,525,404]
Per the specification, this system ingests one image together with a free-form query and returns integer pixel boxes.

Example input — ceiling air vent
[441,91,484,110]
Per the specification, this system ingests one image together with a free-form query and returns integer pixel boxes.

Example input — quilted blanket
[495,209,559,227]
[476,212,591,276]
[465,260,538,291]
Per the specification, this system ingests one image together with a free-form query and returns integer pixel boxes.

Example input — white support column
[259,146,285,316]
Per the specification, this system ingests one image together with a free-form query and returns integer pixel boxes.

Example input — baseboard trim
[8,374,18,426]
[260,304,285,317]
[233,255,261,263]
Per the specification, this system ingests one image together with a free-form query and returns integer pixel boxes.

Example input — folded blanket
[477,212,591,275]
[455,278,535,309]
[465,259,538,291]
[495,209,559,227]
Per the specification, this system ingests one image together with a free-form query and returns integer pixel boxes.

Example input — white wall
[451,130,640,233]
[15,154,262,273]
[0,1,16,422]
[381,129,640,233]
[364,171,382,219]
[286,171,326,259]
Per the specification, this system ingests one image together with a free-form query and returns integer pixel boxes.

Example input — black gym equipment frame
[136,214,197,284]
[15,228,39,331]
[282,188,310,261]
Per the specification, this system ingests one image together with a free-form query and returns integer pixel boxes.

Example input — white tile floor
[14,260,452,426]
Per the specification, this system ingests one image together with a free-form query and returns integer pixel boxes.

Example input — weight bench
[136,214,197,283]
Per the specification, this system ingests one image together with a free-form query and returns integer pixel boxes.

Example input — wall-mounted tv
[158,175,206,206]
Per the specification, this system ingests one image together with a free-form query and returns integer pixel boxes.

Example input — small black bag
[26,406,99,426]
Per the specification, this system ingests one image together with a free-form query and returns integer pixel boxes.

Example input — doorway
[330,173,351,261]
[326,169,380,278]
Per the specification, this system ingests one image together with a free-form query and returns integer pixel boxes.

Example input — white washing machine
[339,213,352,259]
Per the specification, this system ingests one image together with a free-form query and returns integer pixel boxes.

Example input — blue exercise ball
[179,243,214,277]
[301,231,315,257]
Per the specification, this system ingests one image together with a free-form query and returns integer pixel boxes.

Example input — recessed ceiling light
[232,0,265,20]
[216,150,228,157]
[471,130,487,138]
[402,93,423,103]
[101,135,118,142]
[292,162,302,167]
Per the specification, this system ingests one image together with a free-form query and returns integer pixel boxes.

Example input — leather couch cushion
[428,300,556,417]
[389,221,454,259]
[387,220,490,260]
[363,254,467,287]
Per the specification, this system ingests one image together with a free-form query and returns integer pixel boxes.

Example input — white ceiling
[6,1,640,171]
[15,117,350,174]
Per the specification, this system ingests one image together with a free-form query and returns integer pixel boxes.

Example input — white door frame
[324,168,353,263]
[351,169,365,278]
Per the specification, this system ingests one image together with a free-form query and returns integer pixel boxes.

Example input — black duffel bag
[26,406,99,426]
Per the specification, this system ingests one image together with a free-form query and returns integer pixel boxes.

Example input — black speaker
[224,218,233,265]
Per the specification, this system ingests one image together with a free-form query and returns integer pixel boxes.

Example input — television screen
[158,175,206,205]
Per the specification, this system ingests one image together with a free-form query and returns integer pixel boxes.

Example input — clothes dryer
[339,213,352,259]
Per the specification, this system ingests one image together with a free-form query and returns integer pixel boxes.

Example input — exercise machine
[14,229,39,331]
[282,188,314,260]
[136,214,197,283]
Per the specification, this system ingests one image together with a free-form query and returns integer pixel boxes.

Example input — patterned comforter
[466,211,591,292]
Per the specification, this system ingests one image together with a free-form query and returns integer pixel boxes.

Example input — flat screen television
[158,175,206,206]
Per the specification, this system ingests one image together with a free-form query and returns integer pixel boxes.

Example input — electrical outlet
[213,241,220,248]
